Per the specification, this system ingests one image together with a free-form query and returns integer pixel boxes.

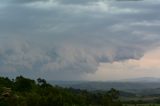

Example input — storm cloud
[0,0,160,80]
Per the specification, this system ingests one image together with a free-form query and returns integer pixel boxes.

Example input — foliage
[0,76,122,106]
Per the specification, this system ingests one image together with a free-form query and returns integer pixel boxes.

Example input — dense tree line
[0,76,122,106]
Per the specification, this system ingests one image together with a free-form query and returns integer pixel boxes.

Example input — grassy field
[123,104,160,106]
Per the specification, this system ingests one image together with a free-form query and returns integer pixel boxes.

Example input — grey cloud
[10,0,50,3]
[3,0,96,5]
[0,0,160,80]
[55,0,96,5]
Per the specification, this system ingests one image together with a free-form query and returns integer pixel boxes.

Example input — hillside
[0,76,122,106]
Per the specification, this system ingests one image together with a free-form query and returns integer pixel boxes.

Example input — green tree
[14,76,35,92]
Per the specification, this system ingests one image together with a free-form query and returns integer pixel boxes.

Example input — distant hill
[49,81,160,90]
[122,77,160,82]
[49,78,160,95]
[48,79,160,103]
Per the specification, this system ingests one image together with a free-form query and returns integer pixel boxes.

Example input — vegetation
[0,76,122,106]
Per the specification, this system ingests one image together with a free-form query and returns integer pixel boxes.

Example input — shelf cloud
[0,0,160,80]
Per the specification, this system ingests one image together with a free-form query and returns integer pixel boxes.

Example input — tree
[37,78,52,88]
[14,76,35,92]
[108,88,120,100]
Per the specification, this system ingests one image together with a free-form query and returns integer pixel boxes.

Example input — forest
[0,76,122,106]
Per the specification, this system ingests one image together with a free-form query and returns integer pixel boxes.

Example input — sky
[0,0,160,81]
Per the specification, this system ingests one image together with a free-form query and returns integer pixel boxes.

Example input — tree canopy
[0,76,122,106]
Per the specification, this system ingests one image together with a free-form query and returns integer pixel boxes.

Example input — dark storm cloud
[8,0,50,3]
[0,0,160,80]
[55,0,96,5]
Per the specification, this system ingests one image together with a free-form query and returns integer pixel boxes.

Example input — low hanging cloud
[85,47,160,81]
[0,0,160,80]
